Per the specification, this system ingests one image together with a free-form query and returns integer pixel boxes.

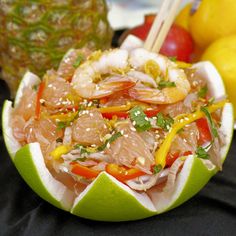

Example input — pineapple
[0,0,113,96]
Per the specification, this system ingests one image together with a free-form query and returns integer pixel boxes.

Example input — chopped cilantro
[158,80,176,90]
[74,144,91,156]
[56,121,68,130]
[32,84,39,91]
[156,112,174,131]
[75,157,87,162]
[198,86,208,98]
[73,54,84,68]
[153,164,162,174]
[129,106,151,132]
[97,132,122,151]
[195,146,210,159]
[201,106,218,138]
[169,56,177,62]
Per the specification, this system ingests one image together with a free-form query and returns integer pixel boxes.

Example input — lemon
[201,35,236,118]
[1,64,234,221]
[175,3,192,32]
[189,0,236,49]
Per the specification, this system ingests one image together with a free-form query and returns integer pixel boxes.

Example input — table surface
[0,66,236,236]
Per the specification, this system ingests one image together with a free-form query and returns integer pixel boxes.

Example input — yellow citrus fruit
[201,35,236,118]
[189,0,236,49]
[175,3,192,32]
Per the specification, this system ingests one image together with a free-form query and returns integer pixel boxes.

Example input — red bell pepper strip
[101,108,160,119]
[102,111,129,119]
[165,151,192,167]
[105,164,145,182]
[71,163,100,179]
[144,108,160,117]
[196,118,212,145]
[35,81,45,120]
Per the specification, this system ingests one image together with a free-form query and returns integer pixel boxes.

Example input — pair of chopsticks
[144,0,182,53]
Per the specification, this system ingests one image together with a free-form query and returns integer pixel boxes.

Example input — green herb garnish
[74,144,91,156]
[75,157,87,162]
[158,80,176,90]
[169,56,177,62]
[201,106,218,138]
[129,106,151,132]
[198,86,208,98]
[56,121,68,130]
[156,112,174,131]
[153,164,162,174]
[195,146,210,159]
[97,132,122,151]
[32,84,39,91]
[73,54,84,68]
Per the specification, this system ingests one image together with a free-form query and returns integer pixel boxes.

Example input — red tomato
[126,14,194,62]
[196,118,212,145]
[105,164,145,182]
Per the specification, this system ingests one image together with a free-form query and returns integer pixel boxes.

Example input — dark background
[0,32,236,235]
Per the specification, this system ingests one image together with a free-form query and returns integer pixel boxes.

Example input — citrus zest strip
[35,81,45,120]
[155,100,226,168]
[105,164,145,183]
[98,102,131,113]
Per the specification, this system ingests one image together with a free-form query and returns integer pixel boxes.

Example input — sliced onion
[163,157,185,192]
[63,127,72,145]
[126,174,160,191]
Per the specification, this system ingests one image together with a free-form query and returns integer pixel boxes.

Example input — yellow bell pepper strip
[50,145,71,160]
[155,100,226,168]
[49,111,78,122]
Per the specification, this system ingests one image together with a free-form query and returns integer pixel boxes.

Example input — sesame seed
[39,99,45,104]
[124,134,128,138]
[130,127,136,132]
[86,128,90,132]
[48,84,53,88]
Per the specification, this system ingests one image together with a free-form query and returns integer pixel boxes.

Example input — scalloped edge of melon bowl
[2,60,234,221]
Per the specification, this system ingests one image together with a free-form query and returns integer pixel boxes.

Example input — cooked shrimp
[128,48,191,104]
[72,49,135,99]
[72,110,109,146]
[108,122,154,174]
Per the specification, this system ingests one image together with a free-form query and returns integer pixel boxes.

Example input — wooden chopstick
[144,0,172,51]
[144,0,182,53]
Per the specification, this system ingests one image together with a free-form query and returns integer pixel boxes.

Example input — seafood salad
[11,46,226,195]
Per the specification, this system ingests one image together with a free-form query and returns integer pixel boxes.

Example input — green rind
[165,157,216,212]
[2,101,21,161]
[14,144,71,211]
[71,172,156,221]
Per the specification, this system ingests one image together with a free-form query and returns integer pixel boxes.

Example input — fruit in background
[120,14,194,62]
[174,3,192,31]
[0,0,113,96]
[159,24,194,62]
[189,0,236,49]
[201,35,236,118]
